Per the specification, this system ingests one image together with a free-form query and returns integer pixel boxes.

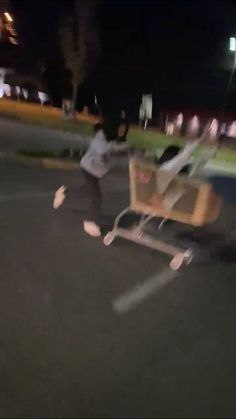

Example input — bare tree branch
[59,0,101,109]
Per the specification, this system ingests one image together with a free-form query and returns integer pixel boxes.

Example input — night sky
[10,0,236,116]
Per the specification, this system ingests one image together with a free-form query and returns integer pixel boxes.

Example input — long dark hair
[93,123,104,134]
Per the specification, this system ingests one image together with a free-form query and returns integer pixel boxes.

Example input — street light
[230,37,236,52]
[221,37,236,119]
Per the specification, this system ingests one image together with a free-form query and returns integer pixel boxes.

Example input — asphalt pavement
[1,120,236,418]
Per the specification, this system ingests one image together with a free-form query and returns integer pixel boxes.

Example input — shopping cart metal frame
[104,153,222,270]
[103,158,197,270]
[103,206,193,270]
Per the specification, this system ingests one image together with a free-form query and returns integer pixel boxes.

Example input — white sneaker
[83,221,102,237]
[53,185,67,209]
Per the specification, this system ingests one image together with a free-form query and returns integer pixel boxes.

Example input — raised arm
[160,139,201,174]
[189,145,219,177]
[105,140,130,154]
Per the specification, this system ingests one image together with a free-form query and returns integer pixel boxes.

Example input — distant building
[162,108,236,124]
[0,0,16,98]
[0,1,49,104]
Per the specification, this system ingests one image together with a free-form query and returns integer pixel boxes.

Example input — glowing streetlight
[221,37,236,119]
[4,12,13,22]
[230,37,236,52]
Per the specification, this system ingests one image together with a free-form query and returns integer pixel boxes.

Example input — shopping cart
[103,157,222,270]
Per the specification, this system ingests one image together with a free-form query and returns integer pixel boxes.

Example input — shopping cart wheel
[103,232,115,246]
[184,250,193,266]
[170,251,193,271]
[170,253,185,271]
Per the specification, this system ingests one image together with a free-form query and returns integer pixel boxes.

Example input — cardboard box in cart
[129,158,222,227]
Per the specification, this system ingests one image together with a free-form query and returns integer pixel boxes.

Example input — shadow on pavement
[210,239,236,263]
[178,230,236,264]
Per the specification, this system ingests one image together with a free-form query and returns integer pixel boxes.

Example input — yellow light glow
[4,12,13,23]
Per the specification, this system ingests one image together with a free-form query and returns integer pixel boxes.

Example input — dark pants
[81,169,102,225]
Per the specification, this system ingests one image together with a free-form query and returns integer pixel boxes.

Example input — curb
[10,153,80,171]
[9,152,236,175]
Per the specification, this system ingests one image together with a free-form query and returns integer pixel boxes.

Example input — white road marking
[0,192,53,202]
[112,268,178,315]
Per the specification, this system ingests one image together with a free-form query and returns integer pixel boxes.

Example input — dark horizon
[9,0,236,117]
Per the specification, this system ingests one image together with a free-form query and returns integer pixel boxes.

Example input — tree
[42,58,72,107]
[60,0,101,111]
